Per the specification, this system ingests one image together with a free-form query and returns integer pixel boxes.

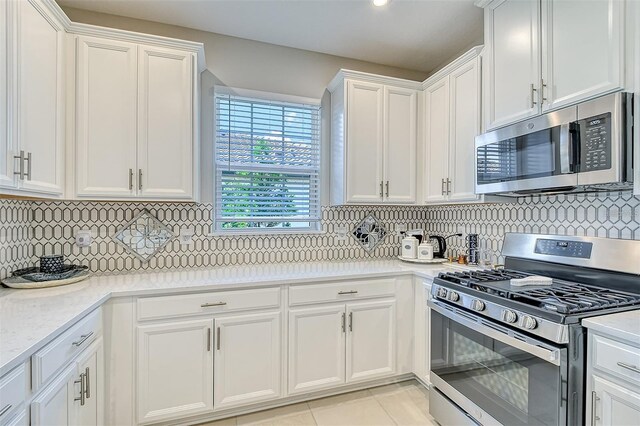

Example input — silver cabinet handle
[617,362,640,374]
[72,331,94,347]
[446,178,451,195]
[379,181,384,198]
[128,169,133,190]
[13,151,24,180]
[385,181,389,198]
[348,312,353,331]
[0,404,12,417]
[25,152,32,180]
[84,367,90,399]
[441,178,446,195]
[207,328,211,352]
[530,83,537,108]
[338,290,358,295]
[74,373,86,406]
[201,302,227,308]
[216,327,221,350]
[138,169,143,190]
[341,312,346,333]
[541,79,548,104]
[591,391,600,423]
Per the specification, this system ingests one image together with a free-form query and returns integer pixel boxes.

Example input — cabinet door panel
[383,87,417,204]
[75,339,103,426]
[16,0,64,195]
[448,58,481,202]
[346,80,384,203]
[592,375,640,426]
[346,300,396,383]
[137,46,193,199]
[424,77,450,203]
[137,319,214,424]
[541,0,623,111]
[214,312,281,410]
[288,305,346,395]
[31,365,75,426]
[76,36,137,198]
[485,0,540,129]
[0,0,14,189]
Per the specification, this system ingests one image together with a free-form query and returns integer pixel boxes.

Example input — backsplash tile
[0,200,32,279]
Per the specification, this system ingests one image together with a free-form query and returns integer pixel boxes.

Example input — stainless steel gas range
[428,233,640,426]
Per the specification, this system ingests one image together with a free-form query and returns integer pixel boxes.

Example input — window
[214,90,321,233]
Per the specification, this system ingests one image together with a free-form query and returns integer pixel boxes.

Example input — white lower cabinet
[4,409,28,426]
[137,319,214,424]
[31,365,75,426]
[213,312,281,410]
[591,375,640,425]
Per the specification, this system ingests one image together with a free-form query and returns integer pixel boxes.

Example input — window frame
[211,87,323,235]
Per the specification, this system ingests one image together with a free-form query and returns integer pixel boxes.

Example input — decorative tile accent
[113,209,174,262]
[352,214,387,252]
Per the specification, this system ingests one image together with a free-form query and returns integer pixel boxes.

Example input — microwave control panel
[579,113,612,172]
[534,239,593,259]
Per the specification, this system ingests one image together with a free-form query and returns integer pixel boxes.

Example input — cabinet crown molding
[328,69,422,93]
[423,45,484,88]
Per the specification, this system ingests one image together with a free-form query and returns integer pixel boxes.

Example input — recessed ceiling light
[373,0,389,7]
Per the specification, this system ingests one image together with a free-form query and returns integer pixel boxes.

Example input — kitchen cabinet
[213,311,281,410]
[424,48,483,204]
[412,280,432,386]
[31,364,75,426]
[3,409,27,426]
[590,376,640,426]
[0,0,65,197]
[481,0,625,130]
[329,71,420,205]
[137,319,214,424]
[288,299,396,395]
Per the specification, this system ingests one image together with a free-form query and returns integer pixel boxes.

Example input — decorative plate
[2,269,92,289]
[397,256,450,264]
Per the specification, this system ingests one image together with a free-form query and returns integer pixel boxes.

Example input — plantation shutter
[214,92,321,231]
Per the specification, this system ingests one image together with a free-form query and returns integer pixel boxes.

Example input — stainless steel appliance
[475,93,634,195]
[428,233,640,426]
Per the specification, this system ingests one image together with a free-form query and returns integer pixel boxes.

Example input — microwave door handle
[559,123,572,174]
[569,122,580,173]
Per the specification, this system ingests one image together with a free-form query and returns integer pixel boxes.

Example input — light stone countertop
[582,310,640,346]
[0,259,472,377]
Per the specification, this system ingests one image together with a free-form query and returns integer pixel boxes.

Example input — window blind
[214,93,321,231]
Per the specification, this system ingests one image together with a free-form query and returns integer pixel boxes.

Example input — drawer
[592,334,640,387]
[137,287,281,321]
[289,278,396,306]
[0,364,27,425]
[32,308,102,390]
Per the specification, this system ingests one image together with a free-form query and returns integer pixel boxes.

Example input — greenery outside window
[214,90,321,233]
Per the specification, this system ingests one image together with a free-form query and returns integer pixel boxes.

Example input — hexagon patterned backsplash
[0,192,638,279]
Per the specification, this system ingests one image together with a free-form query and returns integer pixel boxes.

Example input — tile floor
[200,380,437,426]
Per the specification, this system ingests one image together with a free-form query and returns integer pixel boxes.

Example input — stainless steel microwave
[475,93,634,196]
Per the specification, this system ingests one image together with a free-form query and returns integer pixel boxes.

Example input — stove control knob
[502,310,518,323]
[521,316,538,330]
[471,300,485,312]
[447,291,460,302]
[436,288,448,299]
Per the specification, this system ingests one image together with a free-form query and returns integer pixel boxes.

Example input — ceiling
[57,0,484,73]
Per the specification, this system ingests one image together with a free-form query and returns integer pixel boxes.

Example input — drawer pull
[617,362,640,374]
[201,302,227,308]
[0,404,12,417]
[338,290,358,295]
[591,391,600,423]
[72,331,94,347]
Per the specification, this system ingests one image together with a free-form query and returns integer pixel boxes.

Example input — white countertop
[0,259,471,376]
[582,310,640,345]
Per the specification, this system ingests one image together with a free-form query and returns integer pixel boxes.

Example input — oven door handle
[429,301,562,367]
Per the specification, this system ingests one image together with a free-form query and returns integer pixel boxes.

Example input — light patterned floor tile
[198,417,237,426]
[373,387,433,425]
[307,389,373,410]
[237,402,312,425]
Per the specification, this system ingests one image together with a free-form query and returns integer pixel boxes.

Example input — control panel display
[579,113,612,172]
[534,239,593,259]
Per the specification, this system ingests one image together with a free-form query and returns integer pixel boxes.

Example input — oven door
[429,301,568,426]
[475,106,578,194]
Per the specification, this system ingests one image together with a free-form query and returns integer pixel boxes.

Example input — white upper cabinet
[137,45,194,199]
[484,0,540,130]
[481,0,627,130]
[75,36,138,198]
[424,76,450,204]
[540,0,624,111]
[329,71,420,205]
[0,0,11,189]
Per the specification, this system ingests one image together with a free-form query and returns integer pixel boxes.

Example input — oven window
[431,310,563,425]
[477,127,560,184]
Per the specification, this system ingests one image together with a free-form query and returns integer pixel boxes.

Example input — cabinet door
[383,86,417,204]
[74,339,103,426]
[448,58,481,203]
[424,77,450,203]
[137,319,214,424]
[592,375,640,426]
[214,312,281,410]
[15,0,65,195]
[0,0,14,190]
[31,364,75,426]
[288,305,346,395]
[485,0,541,130]
[541,0,624,112]
[346,300,396,383]
[4,408,28,426]
[76,36,137,198]
[137,45,194,199]
[345,80,384,203]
